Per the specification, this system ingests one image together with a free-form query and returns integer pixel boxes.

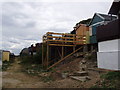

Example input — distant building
[97,0,120,70]
[1,50,10,61]
[74,24,89,44]
[0,50,2,65]
[89,13,117,44]
[20,48,29,56]
[20,43,42,56]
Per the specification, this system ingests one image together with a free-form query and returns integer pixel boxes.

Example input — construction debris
[72,71,88,76]
[70,76,90,82]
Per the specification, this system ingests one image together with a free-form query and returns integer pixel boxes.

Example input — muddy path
[2,57,101,88]
[2,58,47,88]
[2,58,82,88]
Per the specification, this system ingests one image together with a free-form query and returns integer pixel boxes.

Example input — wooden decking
[42,32,86,69]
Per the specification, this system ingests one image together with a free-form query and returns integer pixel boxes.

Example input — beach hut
[96,0,120,70]
[89,13,117,44]
[75,24,89,44]
[2,51,10,61]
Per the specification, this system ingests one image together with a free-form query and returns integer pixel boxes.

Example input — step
[73,53,84,57]
[72,71,88,76]
[88,68,107,73]
[70,76,90,82]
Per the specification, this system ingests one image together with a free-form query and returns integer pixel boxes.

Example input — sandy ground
[2,57,102,88]
[2,58,83,88]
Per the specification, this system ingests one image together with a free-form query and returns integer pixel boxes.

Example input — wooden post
[46,33,49,69]
[73,34,76,52]
[83,45,88,53]
[42,43,44,67]
[46,42,49,68]
[61,34,64,59]
[61,46,64,59]
[73,45,76,57]
[91,45,94,52]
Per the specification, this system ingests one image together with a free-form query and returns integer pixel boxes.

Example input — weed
[2,60,14,71]
[92,71,120,89]
[41,76,54,82]
[21,64,44,76]
[100,71,120,80]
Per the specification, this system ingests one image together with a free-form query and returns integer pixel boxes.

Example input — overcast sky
[1,0,113,55]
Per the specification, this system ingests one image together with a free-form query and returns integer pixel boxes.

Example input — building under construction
[42,26,89,70]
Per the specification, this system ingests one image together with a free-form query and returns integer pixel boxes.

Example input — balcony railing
[43,32,86,46]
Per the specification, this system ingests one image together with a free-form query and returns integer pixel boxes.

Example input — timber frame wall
[42,32,86,69]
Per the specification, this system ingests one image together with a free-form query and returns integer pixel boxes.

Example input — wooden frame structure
[42,32,86,69]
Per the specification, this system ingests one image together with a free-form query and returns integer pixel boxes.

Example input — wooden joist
[42,32,87,69]
[47,40,86,43]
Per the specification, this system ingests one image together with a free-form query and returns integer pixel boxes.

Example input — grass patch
[100,71,120,80]
[2,59,14,71]
[20,62,55,82]
[91,71,120,89]
[21,63,46,76]
[0,65,2,71]
[41,76,54,82]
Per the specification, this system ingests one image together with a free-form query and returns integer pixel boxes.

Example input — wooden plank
[57,47,62,58]
[47,36,75,39]
[48,44,74,47]
[47,32,75,36]
[47,36,86,40]
[47,46,83,70]
[43,39,86,43]
[47,32,86,37]
[70,76,90,82]
[46,42,49,68]
[42,43,44,66]
[62,46,64,59]
[47,40,86,43]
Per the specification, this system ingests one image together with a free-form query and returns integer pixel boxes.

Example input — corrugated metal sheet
[90,35,97,44]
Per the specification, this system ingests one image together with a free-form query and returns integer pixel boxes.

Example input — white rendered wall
[98,39,120,52]
[119,52,120,70]
[97,51,120,70]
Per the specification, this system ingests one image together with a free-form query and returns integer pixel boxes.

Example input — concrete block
[97,51,120,70]
[98,39,120,52]
[73,71,88,76]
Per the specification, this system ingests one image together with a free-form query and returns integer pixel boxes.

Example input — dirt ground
[2,57,103,88]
